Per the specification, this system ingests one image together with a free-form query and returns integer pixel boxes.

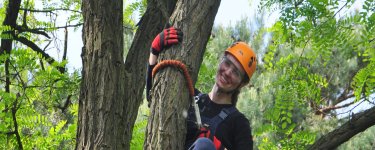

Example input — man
[146,26,256,150]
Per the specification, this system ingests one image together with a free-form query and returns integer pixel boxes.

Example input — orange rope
[152,60,194,97]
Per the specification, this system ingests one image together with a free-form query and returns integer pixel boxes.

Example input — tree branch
[317,100,355,114]
[11,93,23,149]
[0,131,16,135]
[333,91,355,106]
[55,95,72,112]
[333,1,350,18]
[63,26,68,61]
[19,8,82,13]
[309,106,375,150]
[13,36,65,73]
[15,25,50,39]
[30,23,83,31]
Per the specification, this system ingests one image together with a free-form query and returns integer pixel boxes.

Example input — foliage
[123,0,147,60]
[0,48,80,149]
[124,0,147,29]
[256,0,375,149]
[338,125,375,150]
[0,0,81,149]
[352,60,375,101]
[130,100,149,150]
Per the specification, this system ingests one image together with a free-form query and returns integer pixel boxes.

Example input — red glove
[151,27,183,55]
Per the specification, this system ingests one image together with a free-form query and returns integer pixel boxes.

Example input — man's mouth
[220,74,229,84]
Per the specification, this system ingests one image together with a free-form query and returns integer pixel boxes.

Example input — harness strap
[205,106,237,136]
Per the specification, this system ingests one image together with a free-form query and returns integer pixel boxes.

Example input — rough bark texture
[77,0,177,149]
[144,0,221,149]
[77,0,125,149]
[309,106,375,150]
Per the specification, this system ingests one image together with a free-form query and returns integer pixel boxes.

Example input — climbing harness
[152,60,203,128]
[195,94,239,150]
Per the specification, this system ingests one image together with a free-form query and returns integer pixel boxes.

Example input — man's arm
[145,26,183,103]
[149,53,158,65]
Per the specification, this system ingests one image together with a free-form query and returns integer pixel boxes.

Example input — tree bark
[309,106,375,150]
[77,0,177,149]
[77,0,125,149]
[144,0,221,149]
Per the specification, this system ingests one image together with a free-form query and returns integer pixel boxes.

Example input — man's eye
[233,70,240,77]
[223,60,230,66]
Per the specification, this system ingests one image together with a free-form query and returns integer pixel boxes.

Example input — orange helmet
[225,42,257,79]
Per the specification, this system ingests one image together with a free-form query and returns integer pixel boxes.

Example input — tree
[144,0,221,149]
[76,0,177,149]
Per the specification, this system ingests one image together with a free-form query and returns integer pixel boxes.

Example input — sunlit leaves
[352,61,375,101]
[0,25,13,39]
[130,119,147,150]
[124,0,147,32]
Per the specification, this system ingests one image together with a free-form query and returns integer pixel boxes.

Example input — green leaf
[282,122,287,129]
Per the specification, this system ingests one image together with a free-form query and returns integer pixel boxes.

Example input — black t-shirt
[185,93,253,150]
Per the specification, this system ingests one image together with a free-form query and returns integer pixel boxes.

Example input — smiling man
[146,27,257,150]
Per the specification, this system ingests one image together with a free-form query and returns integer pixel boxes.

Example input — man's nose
[224,67,234,77]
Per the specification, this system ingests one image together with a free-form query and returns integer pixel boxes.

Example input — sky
[63,0,260,70]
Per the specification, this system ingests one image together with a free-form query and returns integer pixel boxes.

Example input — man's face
[215,54,246,93]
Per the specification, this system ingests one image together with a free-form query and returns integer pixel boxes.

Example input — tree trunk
[144,0,221,149]
[309,106,375,150]
[77,0,125,149]
[77,0,177,149]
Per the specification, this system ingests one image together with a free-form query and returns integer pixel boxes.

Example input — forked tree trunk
[77,0,176,149]
[144,0,221,149]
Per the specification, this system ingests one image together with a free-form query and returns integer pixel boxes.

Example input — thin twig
[11,93,23,149]
[19,8,82,13]
[29,23,83,31]
[336,99,365,116]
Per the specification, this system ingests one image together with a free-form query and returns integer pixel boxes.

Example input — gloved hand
[151,26,183,55]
